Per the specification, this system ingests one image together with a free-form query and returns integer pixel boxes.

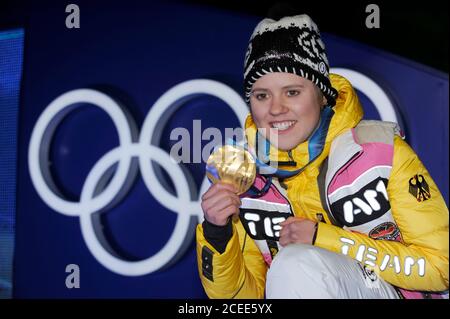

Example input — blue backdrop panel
[11,1,448,298]
[0,29,24,299]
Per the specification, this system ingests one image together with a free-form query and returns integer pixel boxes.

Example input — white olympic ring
[331,68,399,123]
[28,80,248,276]
[28,70,397,276]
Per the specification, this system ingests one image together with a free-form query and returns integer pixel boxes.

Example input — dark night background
[1,0,448,72]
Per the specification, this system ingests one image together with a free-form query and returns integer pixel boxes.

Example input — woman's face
[250,72,327,151]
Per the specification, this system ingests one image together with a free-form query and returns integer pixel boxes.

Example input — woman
[196,14,448,299]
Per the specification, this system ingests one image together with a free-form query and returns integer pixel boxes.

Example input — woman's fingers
[202,182,237,201]
[279,216,304,226]
[201,182,241,226]
[279,218,316,246]
[202,190,240,213]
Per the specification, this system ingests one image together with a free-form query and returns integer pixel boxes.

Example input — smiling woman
[249,73,327,151]
[196,14,449,299]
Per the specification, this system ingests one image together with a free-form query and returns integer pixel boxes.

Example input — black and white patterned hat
[243,15,338,106]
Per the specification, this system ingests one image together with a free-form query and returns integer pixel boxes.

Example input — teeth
[271,121,296,131]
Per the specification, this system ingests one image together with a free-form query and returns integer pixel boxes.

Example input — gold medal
[206,145,256,195]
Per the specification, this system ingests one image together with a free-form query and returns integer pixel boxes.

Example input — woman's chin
[270,139,298,152]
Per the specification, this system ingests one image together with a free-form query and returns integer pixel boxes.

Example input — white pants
[266,244,399,299]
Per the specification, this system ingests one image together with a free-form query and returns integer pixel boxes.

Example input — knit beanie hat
[243,14,338,106]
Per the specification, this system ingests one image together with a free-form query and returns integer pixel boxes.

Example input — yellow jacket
[196,74,449,298]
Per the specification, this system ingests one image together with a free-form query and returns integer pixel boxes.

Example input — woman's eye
[286,90,299,97]
[255,93,268,100]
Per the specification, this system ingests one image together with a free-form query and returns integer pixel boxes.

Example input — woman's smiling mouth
[270,120,297,133]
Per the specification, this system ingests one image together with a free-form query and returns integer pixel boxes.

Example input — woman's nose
[269,95,288,116]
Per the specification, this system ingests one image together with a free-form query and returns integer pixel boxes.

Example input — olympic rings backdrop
[0,1,447,298]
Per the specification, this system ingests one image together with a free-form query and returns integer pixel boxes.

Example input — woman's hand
[279,217,317,246]
[201,183,241,226]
